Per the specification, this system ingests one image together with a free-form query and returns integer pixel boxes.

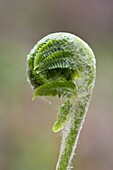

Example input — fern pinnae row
[34,48,73,70]
[37,58,76,73]
[33,80,76,99]
[34,49,61,70]
[38,38,68,54]
[34,37,76,68]
[35,49,76,72]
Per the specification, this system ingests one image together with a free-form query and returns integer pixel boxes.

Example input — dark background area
[0,0,113,169]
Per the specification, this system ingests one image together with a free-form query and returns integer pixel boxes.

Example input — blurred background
[0,0,113,169]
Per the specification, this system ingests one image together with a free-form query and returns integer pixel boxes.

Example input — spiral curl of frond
[27,32,96,170]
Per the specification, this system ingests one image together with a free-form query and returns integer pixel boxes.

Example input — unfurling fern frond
[27,32,96,170]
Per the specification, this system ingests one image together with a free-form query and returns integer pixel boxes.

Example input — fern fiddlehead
[27,32,96,170]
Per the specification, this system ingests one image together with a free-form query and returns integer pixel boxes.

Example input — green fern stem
[27,32,96,170]
[56,94,91,170]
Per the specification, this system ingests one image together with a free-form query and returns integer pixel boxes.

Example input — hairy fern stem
[56,94,91,170]
[27,32,96,170]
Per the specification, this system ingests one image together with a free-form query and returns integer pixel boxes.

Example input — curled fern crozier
[27,32,96,170]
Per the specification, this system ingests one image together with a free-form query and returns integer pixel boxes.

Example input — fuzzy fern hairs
[27,32,96,170]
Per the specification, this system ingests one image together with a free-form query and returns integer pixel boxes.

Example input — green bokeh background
[0,0,113,170]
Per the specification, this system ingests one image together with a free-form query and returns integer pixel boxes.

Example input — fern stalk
[27,32,96,170]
